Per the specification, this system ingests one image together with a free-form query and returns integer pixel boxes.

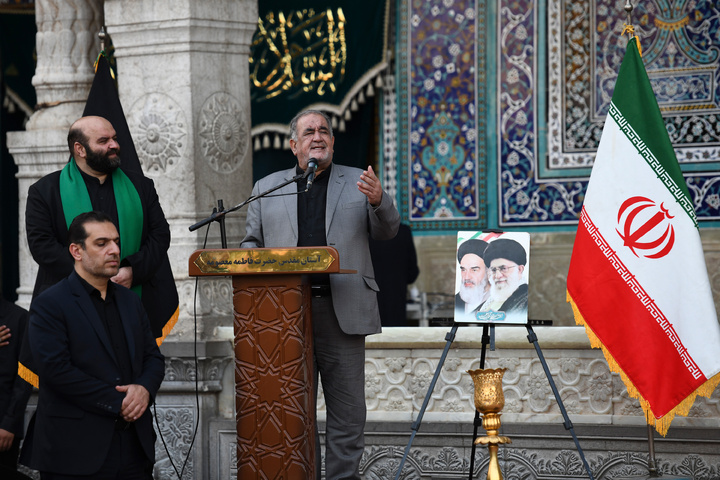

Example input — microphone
[305,158,318,191]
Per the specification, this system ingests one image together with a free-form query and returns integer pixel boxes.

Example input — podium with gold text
[189,247,350,479]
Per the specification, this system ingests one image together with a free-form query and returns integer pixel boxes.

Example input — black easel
[525,324,594,480]
[392,322,466,480]
[392,322,595,480]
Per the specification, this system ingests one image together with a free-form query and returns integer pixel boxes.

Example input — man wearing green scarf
[25,116,177,340]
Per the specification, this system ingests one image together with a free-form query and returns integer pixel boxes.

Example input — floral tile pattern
[399,0,488,230]
[400,0,720,228]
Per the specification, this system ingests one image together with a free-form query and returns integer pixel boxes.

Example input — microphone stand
[188,171,307,244]
[216,199,227,249]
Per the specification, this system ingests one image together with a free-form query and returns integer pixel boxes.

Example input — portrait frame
[454,231,530,325]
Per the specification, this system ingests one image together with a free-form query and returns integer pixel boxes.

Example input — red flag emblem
[616,196,675,259]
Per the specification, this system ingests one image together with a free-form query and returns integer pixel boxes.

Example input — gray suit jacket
[241,163,401,335]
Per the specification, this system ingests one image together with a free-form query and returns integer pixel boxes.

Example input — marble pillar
[101,4,258,474]
[8,0,104,310]
[96,0,258,340]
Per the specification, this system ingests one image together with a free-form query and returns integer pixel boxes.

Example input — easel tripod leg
[393,325,459,480]
[526,325,595,480]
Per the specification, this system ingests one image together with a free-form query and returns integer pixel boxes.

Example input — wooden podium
[189,246,349,479]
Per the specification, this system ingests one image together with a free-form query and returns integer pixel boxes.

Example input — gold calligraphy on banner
[250,8,348,100]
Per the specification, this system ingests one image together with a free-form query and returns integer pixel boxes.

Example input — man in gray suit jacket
[241,110,400,479]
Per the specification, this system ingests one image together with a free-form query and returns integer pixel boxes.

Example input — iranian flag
[566,36,720,435]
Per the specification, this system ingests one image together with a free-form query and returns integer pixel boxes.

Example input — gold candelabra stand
[467,368,511,480]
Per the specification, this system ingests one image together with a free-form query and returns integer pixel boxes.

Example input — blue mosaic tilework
[535,0,720,225]
[400,0,720,228]
[398,0,487,231]
[497,0,587,225]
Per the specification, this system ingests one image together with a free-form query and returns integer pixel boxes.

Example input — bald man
[25,116,174,338]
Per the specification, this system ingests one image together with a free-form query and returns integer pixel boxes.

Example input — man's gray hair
[289,110,334,141]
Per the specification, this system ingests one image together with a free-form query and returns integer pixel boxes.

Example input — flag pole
[99,25,107,53]
[647,424,659,477]
[624,1,634,38]
[623,2,659,476]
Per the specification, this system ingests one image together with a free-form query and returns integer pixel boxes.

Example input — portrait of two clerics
[393,231,595,480]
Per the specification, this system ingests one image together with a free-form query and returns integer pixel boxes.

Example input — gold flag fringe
[93,51,116,79]
[18,362,39,389]
[566,290,720,436]
[156,306,180,347]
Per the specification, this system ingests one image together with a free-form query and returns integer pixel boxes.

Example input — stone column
[103,3,256,477]
[103,0,257,343]
[8,0,104,309]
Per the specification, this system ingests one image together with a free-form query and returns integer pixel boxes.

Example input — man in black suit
[23,211,165,479]
[25,115,176,339]
[369,223,420,326]
[0,296,33,480]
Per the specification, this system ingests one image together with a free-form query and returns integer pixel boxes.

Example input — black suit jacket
[25,169,178,338]
[0,299,32,438]
[369,224,419,326]
[22,271,165,475]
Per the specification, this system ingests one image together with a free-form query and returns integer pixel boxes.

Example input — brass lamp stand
[468,368,511,480]
[393,323,594,480]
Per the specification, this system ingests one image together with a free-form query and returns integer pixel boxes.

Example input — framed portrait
[454,231,530,324]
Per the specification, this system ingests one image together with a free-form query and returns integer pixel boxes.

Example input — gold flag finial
[622,1,642,56]
[99,26,107,54]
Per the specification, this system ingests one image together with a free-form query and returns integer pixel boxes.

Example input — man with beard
[479,238,529,322]
[454,239,491,321]
[25,116,172,317]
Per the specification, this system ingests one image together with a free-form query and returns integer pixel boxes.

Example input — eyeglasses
[489,265,517,275]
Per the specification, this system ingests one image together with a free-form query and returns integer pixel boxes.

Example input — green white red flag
[566,36,720,435]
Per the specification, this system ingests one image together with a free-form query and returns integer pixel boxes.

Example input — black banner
[250,0,388,128]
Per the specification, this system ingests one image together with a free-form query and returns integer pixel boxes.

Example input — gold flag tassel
[567,291,720,436]
[92,51,116,80]
[621,1,642,58]
[93,27,115,79]
[93,52,102,73]
[620,24,642,57]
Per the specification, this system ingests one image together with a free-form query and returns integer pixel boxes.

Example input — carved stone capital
[32,0,104,121]
[159,341,233,391]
